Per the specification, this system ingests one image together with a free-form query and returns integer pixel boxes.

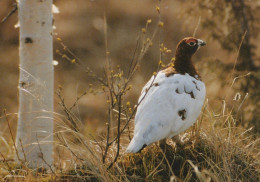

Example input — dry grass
[0,101,259,181]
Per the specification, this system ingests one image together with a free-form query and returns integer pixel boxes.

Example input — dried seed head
[158,21,164,27]
[158,60,163,66]
[233,92,241,101]
[156,6,160,13]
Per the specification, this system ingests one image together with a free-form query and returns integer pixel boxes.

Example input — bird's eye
[188,42,196,46]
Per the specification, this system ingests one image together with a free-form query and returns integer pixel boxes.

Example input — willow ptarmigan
[126,37,206,153]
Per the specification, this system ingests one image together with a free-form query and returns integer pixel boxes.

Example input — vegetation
[0,0,259,181]
[1,105,259,181]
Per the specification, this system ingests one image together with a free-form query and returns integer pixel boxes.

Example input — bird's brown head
[173,37,206,77]
[176,37,206,58]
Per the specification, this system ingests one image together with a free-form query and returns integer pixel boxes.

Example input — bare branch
[36,134,55,174]
[1,3,17,24]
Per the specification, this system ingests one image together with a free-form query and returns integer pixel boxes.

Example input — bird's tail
[126,137,145,153]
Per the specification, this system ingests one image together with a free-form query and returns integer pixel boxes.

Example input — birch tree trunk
[16,0,53,168]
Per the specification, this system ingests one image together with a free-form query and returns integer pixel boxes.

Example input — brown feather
[162,37,202,80]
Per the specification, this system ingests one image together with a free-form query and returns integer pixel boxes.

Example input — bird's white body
[126,71,206,153]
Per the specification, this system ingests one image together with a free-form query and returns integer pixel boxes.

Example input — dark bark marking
[25,37,33,43]
[19,81,27,88]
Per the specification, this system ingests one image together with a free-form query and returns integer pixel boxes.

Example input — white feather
[126,71,206,153]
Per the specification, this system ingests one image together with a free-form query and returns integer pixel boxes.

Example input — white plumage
[126,37,207,153]
[126,37,206,153]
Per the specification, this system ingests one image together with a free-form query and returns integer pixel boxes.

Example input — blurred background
[0,0,259,146]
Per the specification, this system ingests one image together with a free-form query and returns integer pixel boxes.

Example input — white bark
[16,0,53,168]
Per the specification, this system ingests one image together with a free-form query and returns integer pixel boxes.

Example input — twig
[108,94,122,169]
[1,3,17,24]
[126,37,141,79]
[159,148,176,178]
[56,40,108,87]
[125,25,158,86]
[102,101,111,163]
[55,132,85,162]
[36,134,55,174]
[104,12,111,72]
[57,88,80,132]
[146,152,165,179]
[89,134,104,157]
[225,31,247,100]
[69,91,88,111]
[109,74,158,145]
[19,138,27,163]
[193,16,201,37]
[0,152,13,174]
[158,0,163,62]
[231,31,247,78]
[236,92,248,118]
[4,110,21,162]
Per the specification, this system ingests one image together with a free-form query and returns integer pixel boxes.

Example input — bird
[126,37,206,153]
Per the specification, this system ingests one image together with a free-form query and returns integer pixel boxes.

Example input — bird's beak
[197,39,206,47]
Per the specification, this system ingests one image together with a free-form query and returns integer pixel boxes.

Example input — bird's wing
[133,71,206,147]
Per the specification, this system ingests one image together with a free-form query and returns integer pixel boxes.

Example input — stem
[102,101,111,163]
[108,94,122,169]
